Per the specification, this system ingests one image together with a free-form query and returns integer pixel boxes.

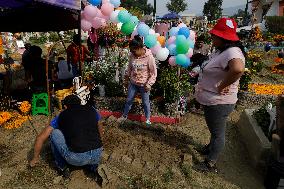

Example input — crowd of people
[25,18,283,189]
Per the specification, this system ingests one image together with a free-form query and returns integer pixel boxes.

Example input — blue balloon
[129,16,139,25]
[176,54,189,67]
[182,58,191,68]
[110,0,121,8]
[88,0,101,6]
[168,44,177,56]
[145,35,157,48]
[175,35,187,45]
[188,39,195,49]
[178,27,190,38]
[137,23,150,37]
[118,10,131,23]
[169,27,179,37]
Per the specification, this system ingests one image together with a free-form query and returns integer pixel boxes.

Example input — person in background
[67,34,90,77]
[29,45,47,92]
[29,95,104,183]
[193,34,211,56]
[87,27,99,61]
[22,43,32,81]
[117,35,157,126]
[56,57,73,89]
[194,18,246,173]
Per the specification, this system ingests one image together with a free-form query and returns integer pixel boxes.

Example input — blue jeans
[50,129,103,171]
[72,64,79,77]
[203,104,235,163]
[123,83,151,120]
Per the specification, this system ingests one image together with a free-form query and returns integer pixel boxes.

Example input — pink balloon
[81,19,92,31]
[92,17,103,29]
[101,3,114,16]
[167,36,176,45]
[150,43,161,55]
[84,5,98,21]
[190,30,196,41]
[101,14,110,21]
[186,48,194,58]
[102,0,109,3]
[96,10,103,18]
[169,56,176,66]
[101,19,107,27]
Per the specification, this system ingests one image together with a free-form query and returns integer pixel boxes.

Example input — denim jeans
[50,129,103,171]
[123,82,151,120]
[203,104,235,163]
[72,64,79,77]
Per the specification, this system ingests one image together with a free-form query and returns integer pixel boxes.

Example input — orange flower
[248,83,284,95]
[0,112,12,125]
[18,101,31,114]
[274,58,283,63]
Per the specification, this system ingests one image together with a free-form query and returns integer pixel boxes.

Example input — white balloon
[155,33,160,37]
[110,10,120,23]
[178,23,187,28]
[156,48,169,61]
[149,29,155,35]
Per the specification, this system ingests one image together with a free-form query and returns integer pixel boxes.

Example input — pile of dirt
[0,109,264,189]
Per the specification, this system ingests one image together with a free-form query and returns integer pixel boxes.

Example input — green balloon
[121,21,136,35]
[176,40,190,54]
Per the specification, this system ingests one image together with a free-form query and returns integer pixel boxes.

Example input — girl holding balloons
[117,35,157,126]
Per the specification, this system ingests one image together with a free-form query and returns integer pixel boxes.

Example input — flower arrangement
[0,111,29,129]
[97,23,127,48]
[250,26,263,42]
[4,113,29,129]
[248,83,284,95]
[18,101,31,115]
[246,50,265,73]
[273,34,284,45]
[271,64,284,75]
[0,112,12,125]
[239,68,252,91]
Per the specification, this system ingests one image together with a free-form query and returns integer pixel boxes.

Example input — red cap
[209,18,239,41]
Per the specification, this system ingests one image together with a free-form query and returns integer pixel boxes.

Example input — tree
[166,0,188,14]
[121,0,153,15]
[203,0,223,21]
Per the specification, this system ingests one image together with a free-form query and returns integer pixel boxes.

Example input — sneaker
[146,119,151,126]
[193,160,218,173]
[93,170,103,187]
[117,116,127,123]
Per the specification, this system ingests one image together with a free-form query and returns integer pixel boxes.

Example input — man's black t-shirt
[57,105,102,153]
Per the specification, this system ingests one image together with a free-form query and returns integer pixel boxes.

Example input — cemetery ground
[0,106,264,189]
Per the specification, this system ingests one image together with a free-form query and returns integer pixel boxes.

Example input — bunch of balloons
[167,24,195,68]
[81,0,195,68]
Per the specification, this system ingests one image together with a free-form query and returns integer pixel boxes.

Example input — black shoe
[196,144,210,155]
[94,170,103,187]
[193,160,218,173]
[58,167,71,180]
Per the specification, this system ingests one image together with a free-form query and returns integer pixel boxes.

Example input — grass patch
[162,168,174,183]
[180,164,192,179]
[126,175,160,189]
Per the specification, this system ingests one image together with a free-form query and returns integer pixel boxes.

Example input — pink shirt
[126,49,157,86]
[195,47,245,105]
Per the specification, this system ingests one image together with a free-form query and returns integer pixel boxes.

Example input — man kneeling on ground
[29,95,103,180]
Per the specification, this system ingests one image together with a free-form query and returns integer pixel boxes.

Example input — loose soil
[0,106,264,189]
